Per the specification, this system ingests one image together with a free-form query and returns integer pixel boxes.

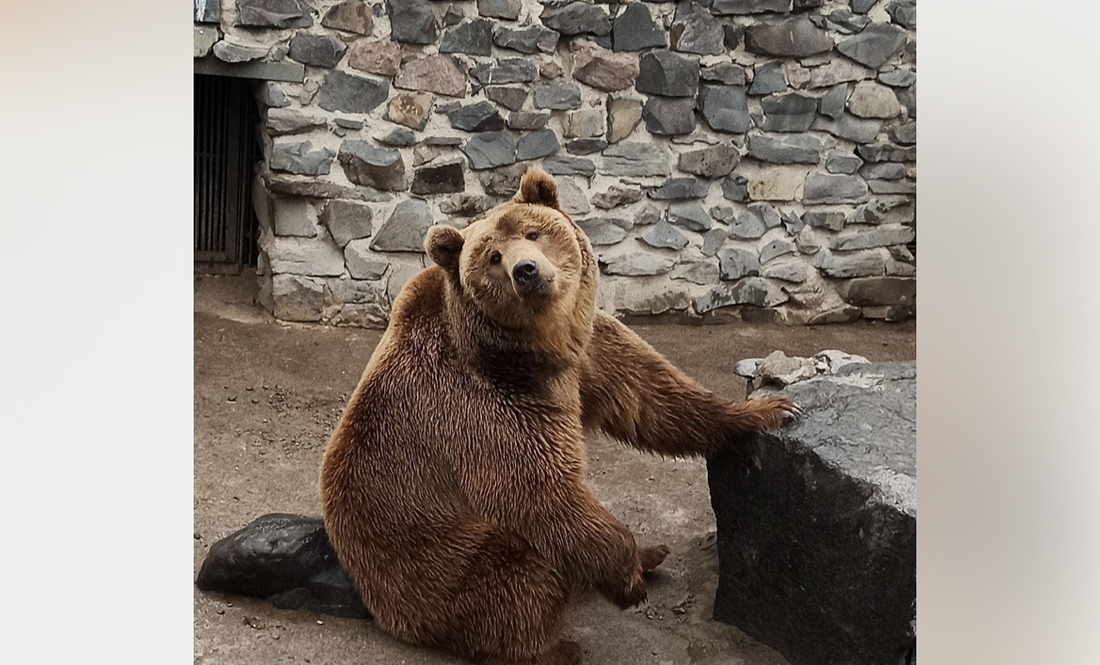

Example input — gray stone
[542,156,596,177]
[494,25,559,54]
[763,261,809,283]
[600,142,671,177]
[319,71,389,113]
[671,256,720,285]
[607,98,643,143]
[268,237,345,276]
[671,1,725,56]
[265,175,393,203]
[837,23,907,69]
[343,244,389,280]
[462,131,517,170]
[747,133,822,164]
[322,0,374,35]
[266,108,326,136]
[273,198,315,237]
[846,197,914,226]
[541,2,611,36]
[572,42,640,92]
[423,136,463,147]
[440,194,495,217]
[411,160,465,195]
[592,185,644,209]
[754,350,817,387]
[868,179,915,195]
[887,1,916,29]
[807,306,863,324]
[650,177,710,200]
[804,173,868,205]
[710,0,792,14]
[719,248,763,280]
[636,50,700,97]
[347,40,402,77]
[803,211,846,231]
[235,0,313,29]
[641,221,689,250]
[701,228,728,256]
[270,276,325,321]
[395,56,467,98]
[289,33,346,68]
[485,86,528,112]
[810,114,881,144]
[723,23,744,49]
[378,127,417,147]
[322,200,373,247]
[857,142,915,163]
[642,97,698,136]
[194,26,218,58]
[507,112,551,130]
[259,82,291,108]
[819,83,848,120]
[471,59,539,85]
[271,141,335,176]
[439,19,493,56]
[613,3,667,52]
[860,162,907,181]
[812,248,886,278]
[563,109,606,138]
[556,179,591,216]
[442,6,464,29]
[195,0,221,23]
[826,152,864,174]
[698,85,751,133]
[213,40,266,63]
[478,0,521,21]
[839,276,915,307]
[533,80,582,110]
[678,144,741,178]
[338,141,407,191]
[371,199,434,252]
[600,251,676,276]
[667,201,712,232]
[708,362,915,665]
[891,122,916,145]
[710,206,736,225]
[448,101,505,132]
[721,174,749,202]
[749,61,787,95]
[386,93,433,131]
[566,139,609,155]
[879,69,916,88]
[516,129,561,161]
[694,277,788,312]
[760,93,817,132]
[745,16,834,58]
[334,118,364,130]
[760,238,796,264]
[834,225,915,251]
[701,63,747,86]
[851,0,877,13]
[897,84,916,119]
[806,59,873,89]
[386,0,438,45]
[823,7,871,34]
[578,219,629,246]
[848,81,901,119]
[779,208,803,234]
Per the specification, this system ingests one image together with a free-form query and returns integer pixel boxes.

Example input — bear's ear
[513,168,559,209]
[426,225,464,272]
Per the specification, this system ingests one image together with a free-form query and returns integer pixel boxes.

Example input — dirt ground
[193,274,916,665]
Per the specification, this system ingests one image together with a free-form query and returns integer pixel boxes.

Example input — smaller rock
[533,80,582,110]
[439,19,493,57]
[516,129,561,161]
[679,144,741,178]
[271,141,335,176]
[194,26,218,58]
[213,40,266,63]
[670,1,725,56]
[721,174,749,202]
[386,0,438,45]
[485,86,528,112]
[322,200,373,247]
[573,41,640,92]
[448,101,505,132]
[507,112,551,130]
[289,33,346,68]
[478,0,521,21]
[319,70,390,113]
[760,93,818,132]
[698,85,751,134]
[338,141,407,191]
[462,131,517,170]
[371,199,434,252]
[749,61,787,96]
[890,122,916,145]
[601,251,676,277]
[641,221,689,250]
[811,114,882,144]
[848,81,901,119]
[494,25,559,54]
[701,63,747,86]
[322,0,374,35]
[592,185,643,209]
[803,211,846,232]
[612,3,666,52]
[542,156,596,177]
[386,93,433,131]
[887,1,917,29]
[470,59,539,85]
[636,50,700,97]
[600,141,671,177]
[566,139,609,155]
[754,350,817,388]
[760,238,796,264]
[348,40,402,77]
[747,133,823,164]
[411,160,466,195]
[642,97,697,136]
[667,201,712,232]
[395,55,467,98]
[564,109,607,138]
[857,142,916,163]
[650,177,710,200]
[837,23,907,69]
[440,194,495,217]
[378,127,417,147]
[579,219,629,246]
[878,70,917,88]
[541,2,611,37]
[718,248,762,281]
[826,152,864,175]
[343,245,389,281]
[607,98,644,143]
[745,16,834,58]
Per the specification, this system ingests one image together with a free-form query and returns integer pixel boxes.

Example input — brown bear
[319,169,798,665]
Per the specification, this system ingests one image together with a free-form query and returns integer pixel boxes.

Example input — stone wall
[194,0,916,326]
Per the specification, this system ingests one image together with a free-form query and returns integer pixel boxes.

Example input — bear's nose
[512,260,540,284]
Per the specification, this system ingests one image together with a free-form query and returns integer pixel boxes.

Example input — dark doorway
[194,74,262,274]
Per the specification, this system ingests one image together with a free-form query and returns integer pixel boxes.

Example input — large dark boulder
[708,361,916,665]
[196,513,368,620]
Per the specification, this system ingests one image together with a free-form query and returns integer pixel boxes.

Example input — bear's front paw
[639,544,671,573]
[612,571,648,609]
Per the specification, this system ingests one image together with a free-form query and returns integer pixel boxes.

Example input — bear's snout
[513,260,540,285]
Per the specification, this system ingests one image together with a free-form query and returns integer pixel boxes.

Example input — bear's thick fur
[319,169,797,665]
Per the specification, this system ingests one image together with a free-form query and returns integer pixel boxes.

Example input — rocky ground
[193,274,915,665]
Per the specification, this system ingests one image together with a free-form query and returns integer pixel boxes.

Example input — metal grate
[194,74,262,273]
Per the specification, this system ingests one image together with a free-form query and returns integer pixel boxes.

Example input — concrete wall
[194,0,916,326]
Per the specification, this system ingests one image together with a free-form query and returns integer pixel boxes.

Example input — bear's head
[425,169,596,352]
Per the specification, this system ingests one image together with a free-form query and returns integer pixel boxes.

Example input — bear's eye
[525,231,539,241]
[490,252,502,265]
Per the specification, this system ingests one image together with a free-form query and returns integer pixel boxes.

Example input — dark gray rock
[803,210,846,231]
[671,1,725,55]
[693,277,788,312]
[818,83,848,120]
[578,218,629,246]
[441,5,463,28]
[729,210,767,239]
[600,142,671,177]
[641,221,689,250]
[592,185,643,209]
[837,23,907,69]
[478,163,527,195]
[868,180,915,195]
[667,201,712,232]
[749,61,787,95]
[516,129,561,161]
[572,42,641,92]
[386,0,438,45]
[471,58,539,85]
[823,7,870,34]
[566,139,609,155]
[710,0,791,15]
[710,205,736,225]
[533,80,582,110]
[478,0,521,20]
[440,19,493,56]
[542,155,596,177]
[541,2,611,36]
[745,16,834,58]
[708,362,916,665]
[747,133,822,164]
[698,84,751,133]
[721,173,749,201]
[857,142,915,163]
[702,63,748,86]
[494,25,559,54]
[879,69,916,88]
[803,173,868,204]
[679,144,741,178]
[851,0,877,13]
[825,152,864,174]
[636,50,700,97]
[641,97,698,136]
[271,141,335,176]
[760,93,817,132]
[462,131,517,170]
[338,141,407,191]
[891,122,916,145]
[834,225,915,251]
[196,514,367,619]
[701,227,728,256]
[564,110,605,139]
[411,160,466,195]
[371,199,435,252]
[860,162,906,180]
[811,248,886,277]
[213,41,266,63]
[440,193,496,217]
[897,84,916,119]
[650,177,710,200]
[259,82,291,108]
[839,276,915,307]
[235,0,312,28]
[485,86,528,112]
[195,0,221,23]
[887,0,916,29]
[448,101,505,132]
[600,250,676,276]
[378,127,417,147]
[318,71,389,113]
[717,248,762,280]
[321,200,373,248]
[613,3,667,52]
[289,33,346,68]
[321,0,374,35]
[267,108,326,136]
[810,114,882,144]
[760,238,796,263]
[507,111,551,130]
